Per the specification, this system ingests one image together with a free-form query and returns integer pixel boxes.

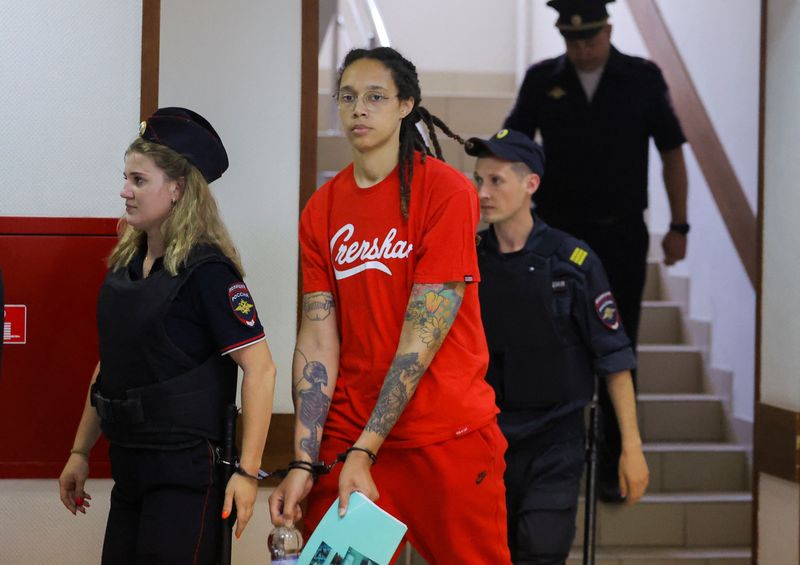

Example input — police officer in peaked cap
[58,108,277,563]
[504,0,688,502]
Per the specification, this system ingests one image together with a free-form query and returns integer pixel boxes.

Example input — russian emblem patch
[594,291,620,331]
[228,282,257,327]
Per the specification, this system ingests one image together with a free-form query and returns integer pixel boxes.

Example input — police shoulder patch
[569,246,588,267]
[228,282,257,327]
[594,291,620,331]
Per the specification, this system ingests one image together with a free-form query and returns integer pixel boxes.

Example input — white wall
[0,1,141,217]
[159,0,301,413]
[652,0,758,423]
[761,0,800,412]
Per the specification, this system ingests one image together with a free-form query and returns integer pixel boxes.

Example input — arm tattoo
[294,348,331,460]
[303,292,335,321]
[404,283,463,349]
[364,352,425,437]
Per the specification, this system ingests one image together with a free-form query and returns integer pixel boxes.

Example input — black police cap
[465,129,545,176]
[139,107,229,183]
[547,0,614,39]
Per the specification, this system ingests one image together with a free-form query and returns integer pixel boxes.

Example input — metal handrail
[325,0,392,133]
[364,0,390,47]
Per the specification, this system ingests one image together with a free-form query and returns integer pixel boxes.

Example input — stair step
[580,443,749,493]
[574,492,752,548]
[643,443,750,493]
[411,544,751,564]
[637,394,726,442]
[567,546,750,564]
[639,302,684,345]
[642,262,663,301]
[637,345,704,394]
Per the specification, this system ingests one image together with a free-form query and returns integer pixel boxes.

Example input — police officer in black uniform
[504,0,688,501]
[466,129,649,564]
[58,108,277,564]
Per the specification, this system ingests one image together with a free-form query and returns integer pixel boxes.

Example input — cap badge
[495,129,509,139]
[548,86,567,100]
[139,121,147,136]
[571,14,583,26]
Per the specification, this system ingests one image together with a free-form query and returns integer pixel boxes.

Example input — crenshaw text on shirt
[330,223,413,280]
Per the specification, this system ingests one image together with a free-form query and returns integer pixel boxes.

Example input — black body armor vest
[478,229,594,410]
[92,245,237,444]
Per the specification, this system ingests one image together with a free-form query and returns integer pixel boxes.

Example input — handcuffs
[220,446,378,482]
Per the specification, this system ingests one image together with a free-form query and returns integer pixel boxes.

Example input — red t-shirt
[299,153,498,448]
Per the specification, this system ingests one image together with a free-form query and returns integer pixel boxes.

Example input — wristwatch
[669,222,690,235]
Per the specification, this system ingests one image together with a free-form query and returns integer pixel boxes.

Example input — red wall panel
[0,217,118,478]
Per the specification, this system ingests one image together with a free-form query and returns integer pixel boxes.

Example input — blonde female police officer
[58,108,276,564]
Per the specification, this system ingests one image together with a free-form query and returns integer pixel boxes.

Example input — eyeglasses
[333,90,399,112]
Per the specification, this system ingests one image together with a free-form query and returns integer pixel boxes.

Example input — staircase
[566,260,752,564]
[316,73,752,565]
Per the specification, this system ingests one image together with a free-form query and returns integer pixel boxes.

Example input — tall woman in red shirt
[269,48,511,565]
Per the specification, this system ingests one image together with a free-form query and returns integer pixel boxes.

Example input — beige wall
[159,0,302,414]
[759,0,800,561]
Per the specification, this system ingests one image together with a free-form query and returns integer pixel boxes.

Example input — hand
[618,446,649,505]
[268,469,314,528]
[58,454,92,515]
[661,230,687,266]
[222,472,259,539]
[337,450,379,517]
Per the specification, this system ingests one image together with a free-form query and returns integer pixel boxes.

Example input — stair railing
[324,0,391,133]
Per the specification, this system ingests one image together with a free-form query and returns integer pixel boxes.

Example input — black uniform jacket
[478,214,636,442]
[504,46,686,222]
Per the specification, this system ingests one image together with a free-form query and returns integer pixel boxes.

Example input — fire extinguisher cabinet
[0,217,118,478]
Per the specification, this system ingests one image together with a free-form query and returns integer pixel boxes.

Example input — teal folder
[297,492,408,565]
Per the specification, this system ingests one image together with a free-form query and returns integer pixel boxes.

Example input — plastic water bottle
[268,525,303,564]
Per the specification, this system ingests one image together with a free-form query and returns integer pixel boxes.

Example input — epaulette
[554,235,594,272]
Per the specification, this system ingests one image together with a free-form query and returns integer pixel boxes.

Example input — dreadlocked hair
[338,47,467,218]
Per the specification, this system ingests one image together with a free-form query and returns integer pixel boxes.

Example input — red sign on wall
[3,305,27,344]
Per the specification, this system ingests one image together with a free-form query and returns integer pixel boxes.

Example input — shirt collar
[553,44,622,79]
[484,210,551,255]
[128,250,165,280]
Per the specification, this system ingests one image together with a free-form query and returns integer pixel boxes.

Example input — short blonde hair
[108,138,244,276]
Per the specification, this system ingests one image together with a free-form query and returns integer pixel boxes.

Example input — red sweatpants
[305,422,512,565]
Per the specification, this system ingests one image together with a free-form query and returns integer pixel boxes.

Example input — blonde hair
[108,138,244,276]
